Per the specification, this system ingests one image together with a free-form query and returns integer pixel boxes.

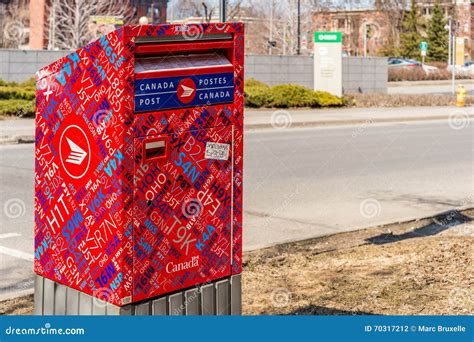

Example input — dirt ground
[243,209,474,315]
[0,294,33,315]
[1,210,473,316]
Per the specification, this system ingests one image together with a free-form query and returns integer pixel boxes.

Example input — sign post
[420,41,427,64]
[313,31,342,97]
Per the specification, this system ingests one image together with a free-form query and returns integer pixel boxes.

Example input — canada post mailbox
[34,23,244,308]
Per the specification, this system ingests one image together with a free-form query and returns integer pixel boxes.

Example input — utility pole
[363,22,367,57]
[447,18,452,66]
[450,19,457,95]
[451,27,455,95]
[297,0,301,55]
[269,0,274,55]
[48,0,57,50]
[219,0,226,22]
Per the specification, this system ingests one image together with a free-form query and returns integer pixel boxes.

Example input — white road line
[0,246,34,262]
[0,233,21,239]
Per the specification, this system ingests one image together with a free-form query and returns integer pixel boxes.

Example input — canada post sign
[135,73,234,112]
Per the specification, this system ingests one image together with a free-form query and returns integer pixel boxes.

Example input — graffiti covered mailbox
[34,23,244,308]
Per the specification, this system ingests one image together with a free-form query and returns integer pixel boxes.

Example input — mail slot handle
[135,40,234,55]
[144,138,167,161]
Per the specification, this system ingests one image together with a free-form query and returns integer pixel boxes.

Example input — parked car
[388,57,421,69]
[456,61,474,76]
[388,57,439,74]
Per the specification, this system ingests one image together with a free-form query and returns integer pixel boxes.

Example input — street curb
[0,135,35,145]
[244,114,474,130]
[0,288,34,303]
[244,206,474,252]
[0,113,472,143]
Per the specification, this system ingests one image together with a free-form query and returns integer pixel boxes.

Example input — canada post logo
[59,125,91,179]
[134,73,234,112]
[177,78,196,104]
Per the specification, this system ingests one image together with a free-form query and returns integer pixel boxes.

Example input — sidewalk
[244,105,474,129]
[0,119,35,144]
[1,106,473,143]
[388,80,474,95]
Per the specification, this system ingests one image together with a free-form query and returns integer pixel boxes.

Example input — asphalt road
[388,81,474,95]
[245,120,473,249]
[0,119,473,299]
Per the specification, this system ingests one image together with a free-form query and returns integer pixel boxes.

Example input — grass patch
[346,93,474,107]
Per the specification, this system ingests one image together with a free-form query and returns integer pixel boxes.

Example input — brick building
[312,8,392,56]
[27,0,167,49]
[312,0,473,60]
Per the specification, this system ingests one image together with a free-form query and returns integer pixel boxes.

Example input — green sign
[420,41,428,51]
[314,32,342,43]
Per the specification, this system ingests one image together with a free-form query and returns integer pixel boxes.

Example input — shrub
[0,99,35,117]
[388,67,472,82]
[19,77,36,87]
[245,78,268,88]
[267,84,344,108]
[0,77,35,87]
[244,79,345,108]
[244,78,271,107]
[313,91,345,107]
[268,84,316,108]
[0,79,17,87]
[0,86,36,100]
[346,93,474,107]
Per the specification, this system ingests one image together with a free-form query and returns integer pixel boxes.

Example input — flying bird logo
[180,84,194,97]
[65,137,87,165]
[177,78,196,104]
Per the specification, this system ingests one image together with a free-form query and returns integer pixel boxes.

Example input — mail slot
[34,23,244,309]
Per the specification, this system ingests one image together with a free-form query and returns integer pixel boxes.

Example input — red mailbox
[34,23,244,307]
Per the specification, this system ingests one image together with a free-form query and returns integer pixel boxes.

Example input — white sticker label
[205,142,230,161]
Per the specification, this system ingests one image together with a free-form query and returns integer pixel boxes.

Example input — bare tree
[202,2,214,23]
[46,0,134,50]
[227,0,243,20]
[247,0,314,55]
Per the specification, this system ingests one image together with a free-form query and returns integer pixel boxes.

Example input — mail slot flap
[135,40,234,55]
[135,52,233,79]
[134,33,233,45]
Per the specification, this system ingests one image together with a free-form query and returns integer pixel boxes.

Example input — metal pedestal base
[34,274,241,316]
